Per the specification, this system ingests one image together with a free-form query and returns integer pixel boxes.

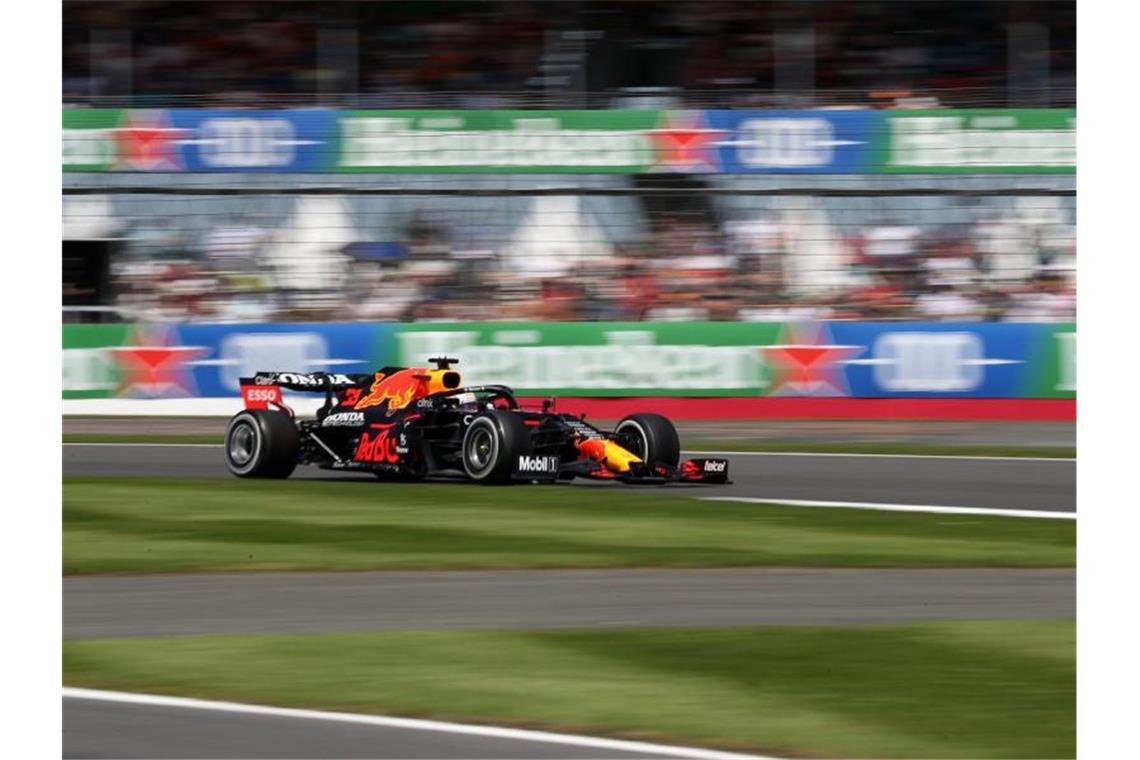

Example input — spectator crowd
[100,200,1075,324]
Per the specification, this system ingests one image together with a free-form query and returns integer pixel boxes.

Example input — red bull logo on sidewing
[353,368,427,412]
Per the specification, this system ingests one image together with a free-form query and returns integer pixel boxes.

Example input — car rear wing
[239,372,368,412]
[243,372,366,390]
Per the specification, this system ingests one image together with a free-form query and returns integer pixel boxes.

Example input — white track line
[685,450,1074,463]
[62,442,1074,463]
[63,687,774,760]
[700,496,1075,520]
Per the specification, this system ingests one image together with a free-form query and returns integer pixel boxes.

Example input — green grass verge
[62,433,1075,458]
[64,477,1074,574]
[64,621,1075,759]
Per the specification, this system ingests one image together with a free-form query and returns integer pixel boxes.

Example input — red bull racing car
[223,357,729,485]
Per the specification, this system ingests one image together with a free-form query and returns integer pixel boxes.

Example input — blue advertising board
[706,110,878,174]
[167,109,338,172]
[176,322,390,397]
[829,322,1056,398]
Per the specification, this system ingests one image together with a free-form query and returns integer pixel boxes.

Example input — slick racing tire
[461,410,532,484]
[615,413,681,469]
[224,410,300,479]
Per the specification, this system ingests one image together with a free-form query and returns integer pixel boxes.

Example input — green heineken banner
[61,323,131,398]
[63,109,122,172]
[391,322,784,396]
[64,108,1076,174]
[1023,322,1076,398]
[874,109,1075,174]
[338,110,664,173]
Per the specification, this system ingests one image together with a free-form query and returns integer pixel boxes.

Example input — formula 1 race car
[223,358,729,485]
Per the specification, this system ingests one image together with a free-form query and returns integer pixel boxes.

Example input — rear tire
[461,410,532,483]
[224,410,299,478]
[615,413,680,468]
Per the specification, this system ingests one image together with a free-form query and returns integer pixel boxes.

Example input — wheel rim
[617,422,648,460]
[464,421,499,477]
[228,423,256,467]
[468,428,494,469]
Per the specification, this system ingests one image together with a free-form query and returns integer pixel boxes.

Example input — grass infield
[62,433,1075,459]
[64,621,1075,759]
[64,477,1074,574]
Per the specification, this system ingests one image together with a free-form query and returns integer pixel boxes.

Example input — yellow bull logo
[353,367,462,412]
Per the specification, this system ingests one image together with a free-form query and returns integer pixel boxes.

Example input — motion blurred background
[62,0,1075,326]
[60,6,1078,757]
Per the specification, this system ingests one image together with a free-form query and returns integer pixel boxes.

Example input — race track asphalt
[65,567,1074,639]
[62,443,1076,513]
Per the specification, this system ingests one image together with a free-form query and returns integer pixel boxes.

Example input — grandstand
[62,0,1076,324]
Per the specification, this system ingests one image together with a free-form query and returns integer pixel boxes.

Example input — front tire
[461,410,532,483]
[615,413,680,468]
[224,410,299,478]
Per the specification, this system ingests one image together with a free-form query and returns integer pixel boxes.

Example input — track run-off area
[62,442,1075,759]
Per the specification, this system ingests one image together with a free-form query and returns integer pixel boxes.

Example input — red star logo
[114,110,189,171]
[651,112,725,171]
[109,325,207,398]
[760,323,864,397]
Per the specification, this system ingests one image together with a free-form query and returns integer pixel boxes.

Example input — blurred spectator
[339,256,414,322]
[613,260,661,320]
[914,229,984,320]
[726,214,788,301]
[914,284,985,321]
[974,211,1042,284]
[1003,270,1076,322]
[844,279,913,321]
[859,219,923,274]
[159,260,217,320]
[204,218,266,269]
